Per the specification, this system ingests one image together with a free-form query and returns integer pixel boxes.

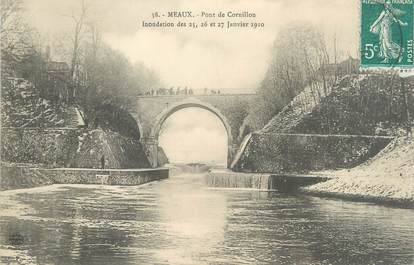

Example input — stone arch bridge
[130,94,257,167]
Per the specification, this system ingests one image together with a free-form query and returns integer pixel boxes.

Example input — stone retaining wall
[1,163,168,190]
[1,128,151,169]
[41,168,169,185]
[231,133,392,173]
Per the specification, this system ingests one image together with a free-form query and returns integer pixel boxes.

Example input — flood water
[0,173,413,265]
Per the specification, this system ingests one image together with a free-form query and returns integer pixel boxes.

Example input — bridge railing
[136,92,257,98]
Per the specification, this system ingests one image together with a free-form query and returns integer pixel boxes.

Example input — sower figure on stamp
[100,154,105,169]
[370,0,408,63]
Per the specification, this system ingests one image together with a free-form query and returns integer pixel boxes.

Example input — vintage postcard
[1,0,413,264]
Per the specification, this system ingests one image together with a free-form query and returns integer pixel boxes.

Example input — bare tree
[88,22,101,65]
[1,0,22,29]
[64,0,89,97]
[262,24,329,109]
[1,0,35,69]
[241,24,335,132]
[83,19,102,93]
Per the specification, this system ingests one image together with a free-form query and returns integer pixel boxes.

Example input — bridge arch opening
[151,102,232,167]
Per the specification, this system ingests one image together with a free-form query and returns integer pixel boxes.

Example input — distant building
[44,61,71,101]
[321,57,360,77]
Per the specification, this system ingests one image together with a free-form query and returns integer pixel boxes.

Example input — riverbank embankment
[206,137,413,207]
[302,137,414,206]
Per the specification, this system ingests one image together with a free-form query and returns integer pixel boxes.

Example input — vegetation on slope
[1,0,160,139]
[261,74,413,136]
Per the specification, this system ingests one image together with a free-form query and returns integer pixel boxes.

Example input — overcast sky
[24,0,359,92]
[158,108,228,165]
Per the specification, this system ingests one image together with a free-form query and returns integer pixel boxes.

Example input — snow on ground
[304,136,414,203]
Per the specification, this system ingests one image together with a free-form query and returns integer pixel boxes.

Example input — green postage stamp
[361,0,414,69]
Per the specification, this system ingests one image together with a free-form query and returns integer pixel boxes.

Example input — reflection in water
[0,174,413,265]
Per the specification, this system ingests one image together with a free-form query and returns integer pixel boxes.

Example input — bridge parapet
[136,93,257,99]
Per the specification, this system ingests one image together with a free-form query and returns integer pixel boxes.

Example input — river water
[0,173,413,265]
